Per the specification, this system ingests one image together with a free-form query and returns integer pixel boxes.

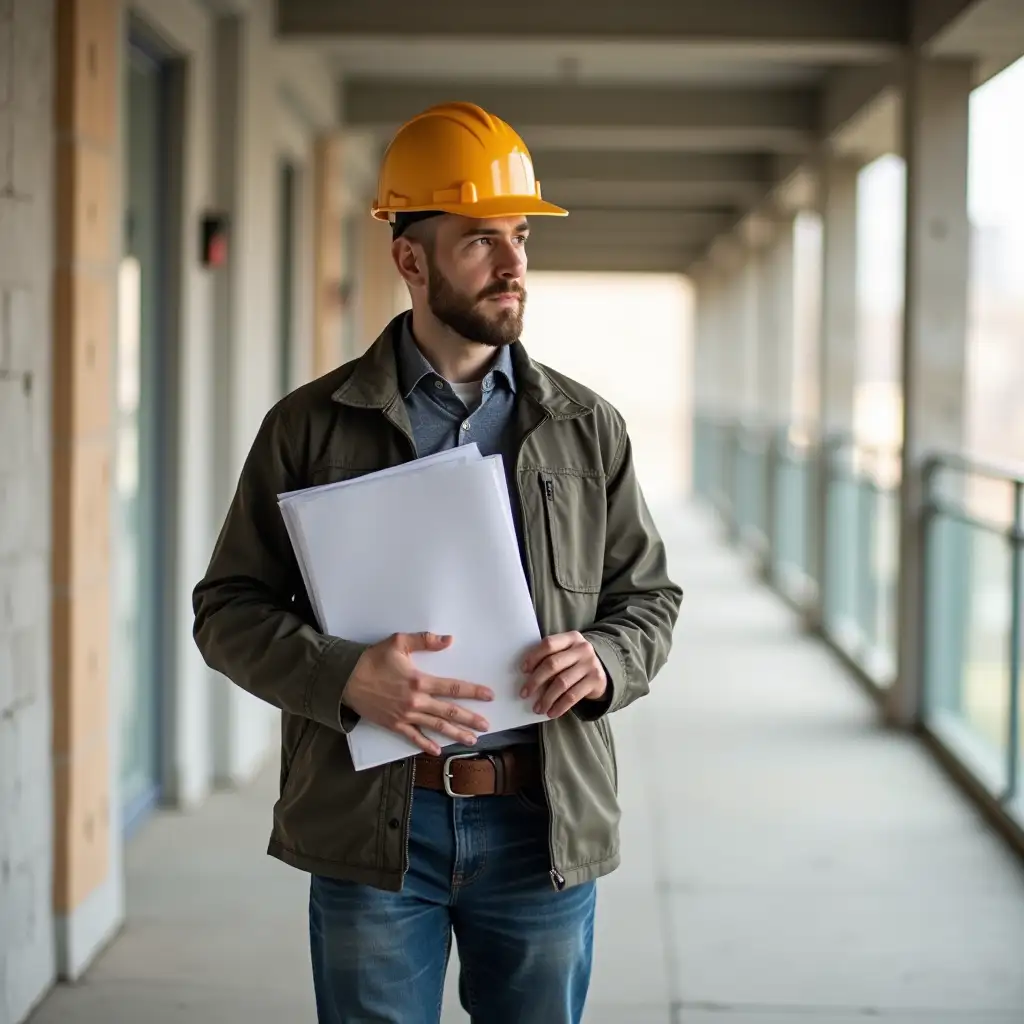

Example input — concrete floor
[31,505,1024,1024]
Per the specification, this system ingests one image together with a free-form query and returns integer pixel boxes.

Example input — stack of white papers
[278,446,548,770]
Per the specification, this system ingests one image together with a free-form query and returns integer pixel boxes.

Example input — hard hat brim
[373,195,568,222]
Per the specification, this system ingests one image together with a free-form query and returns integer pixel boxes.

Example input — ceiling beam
[920,0,1024,85]
[526,242,696,275]
[343,81,819,153]
[912,0,977,47]
[821,63,899,142]
[535,151,774,210]
[533,150,774,185]
[279,0,905,53]
[529,208,736,245]
[543,179,764,210]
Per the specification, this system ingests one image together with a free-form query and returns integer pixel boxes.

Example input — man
[192,101,682,1024]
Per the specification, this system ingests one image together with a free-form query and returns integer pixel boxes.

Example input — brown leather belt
[414,746,541,797]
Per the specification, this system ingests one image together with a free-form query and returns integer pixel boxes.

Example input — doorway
[115,37,176,835]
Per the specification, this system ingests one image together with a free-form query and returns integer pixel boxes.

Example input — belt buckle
[443,752,488,798]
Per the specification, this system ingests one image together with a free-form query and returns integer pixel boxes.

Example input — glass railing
[822,439,901,688]
[922,454,1023,816]
[692,414,1023,837]
[772,428,817,606]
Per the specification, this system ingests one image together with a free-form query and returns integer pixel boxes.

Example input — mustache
[478,282,524,300]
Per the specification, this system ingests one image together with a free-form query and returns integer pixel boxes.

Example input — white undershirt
[450,379,484,412]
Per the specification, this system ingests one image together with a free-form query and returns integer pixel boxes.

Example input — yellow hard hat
[371,102,568,224]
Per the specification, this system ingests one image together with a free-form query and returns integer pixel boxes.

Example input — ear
[392,238,429,290]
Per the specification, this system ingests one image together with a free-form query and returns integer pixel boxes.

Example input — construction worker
[193,101,682,1024]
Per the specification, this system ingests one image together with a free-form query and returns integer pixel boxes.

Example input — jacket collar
[395,315,516,399]
[332,312,592,421]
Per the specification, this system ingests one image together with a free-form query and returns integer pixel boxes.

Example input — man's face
[423,215,529,347]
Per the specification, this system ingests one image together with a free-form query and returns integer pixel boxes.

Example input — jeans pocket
[514,782,548,815]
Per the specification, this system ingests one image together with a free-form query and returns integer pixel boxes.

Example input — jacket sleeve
[192,405,367,732]
[576,423,683,719]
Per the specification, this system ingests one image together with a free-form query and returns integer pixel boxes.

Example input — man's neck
[409,308,499,384]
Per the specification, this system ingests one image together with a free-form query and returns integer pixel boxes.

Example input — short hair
[391,210,444,240]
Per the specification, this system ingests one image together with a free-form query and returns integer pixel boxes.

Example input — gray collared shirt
[395,318,536,751]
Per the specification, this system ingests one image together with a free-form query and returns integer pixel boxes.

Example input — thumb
[401,631,452,653]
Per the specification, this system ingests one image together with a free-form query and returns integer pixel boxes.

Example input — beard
[426,257,526,347]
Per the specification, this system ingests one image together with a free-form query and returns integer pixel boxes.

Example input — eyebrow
[462,221,530,238]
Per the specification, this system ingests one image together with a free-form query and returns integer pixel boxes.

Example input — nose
[495,239,526,280]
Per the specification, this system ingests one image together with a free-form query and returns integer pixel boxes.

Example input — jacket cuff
[574,631,627,720]
[307,636,369,733]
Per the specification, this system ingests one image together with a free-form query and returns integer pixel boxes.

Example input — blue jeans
[309,786,596,1023]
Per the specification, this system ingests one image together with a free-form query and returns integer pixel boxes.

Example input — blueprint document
[278,448,546,769]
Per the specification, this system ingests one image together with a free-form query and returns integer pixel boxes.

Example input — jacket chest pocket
[539,471,606,594]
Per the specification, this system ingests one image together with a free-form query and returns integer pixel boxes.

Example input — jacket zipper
[402,758,416,873]
[516,415,565,891]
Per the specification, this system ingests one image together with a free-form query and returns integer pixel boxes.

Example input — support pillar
[891,59,972,726]
[813,156,861,628]
[758,218,797,429]
[739,247,760,423]
[690,267,715,497]
[758,219,797,573]
[313,135,344,376]
[355,210,401,352]
[52,0,123,979]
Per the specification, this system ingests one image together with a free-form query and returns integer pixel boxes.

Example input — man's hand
[520,631,607,719]
[343,632,493,756]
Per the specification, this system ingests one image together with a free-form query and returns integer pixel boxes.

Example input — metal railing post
[1006,480,1023,803]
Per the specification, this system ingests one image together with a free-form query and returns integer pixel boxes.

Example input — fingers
[521,631,579,674]
[532,664,589,715]
[398,631,453,653]
[395,723,442,757]
[415,694,490,732]
[407,711,481,748]
[545,681,600,720]
[416,675,494,703]
[521,645,583,700]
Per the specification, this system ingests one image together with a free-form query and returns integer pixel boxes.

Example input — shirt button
[482,378,493,392]
[434,380,444,390]
[461,422,471,432]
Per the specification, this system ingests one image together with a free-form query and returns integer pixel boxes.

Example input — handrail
[923,452,1022,805]
[693,410,1023,827]
[926,450,1024,487]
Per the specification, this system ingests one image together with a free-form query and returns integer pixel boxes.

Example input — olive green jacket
[192,315,683,891]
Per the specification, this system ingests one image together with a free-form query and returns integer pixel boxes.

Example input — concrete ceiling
[275,0,1023,275]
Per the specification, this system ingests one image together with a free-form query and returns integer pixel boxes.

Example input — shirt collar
[396,313,517,399]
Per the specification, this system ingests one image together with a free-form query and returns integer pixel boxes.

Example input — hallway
[31,506,1024,1024]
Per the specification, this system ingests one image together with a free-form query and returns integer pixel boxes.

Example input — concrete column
[692,269,716,415]
[739,248,760,422]
[890,59,973,726]
[759,219,797,427]
[818,158,860,436]
[755,218,797,573]
[51,0,124,984]
[355,211,401,351]
[719,259,747,418]
[700,269,725,414]
[812,156,861,625]
[313,134,345,375]
[690,268,718,497]
[755,238,777,424]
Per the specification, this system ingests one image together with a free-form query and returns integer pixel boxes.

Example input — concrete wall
[0,3,57,1020]
[0,1,343,1019]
